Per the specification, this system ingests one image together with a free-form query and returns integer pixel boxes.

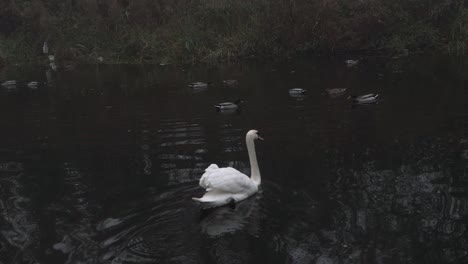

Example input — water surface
[0,56,467,263]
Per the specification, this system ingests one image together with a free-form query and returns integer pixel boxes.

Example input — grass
[0,0,466,65]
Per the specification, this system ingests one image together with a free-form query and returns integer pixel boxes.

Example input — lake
[0,55,467,263]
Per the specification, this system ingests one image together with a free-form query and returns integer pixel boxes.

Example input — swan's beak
[257,136,264,141]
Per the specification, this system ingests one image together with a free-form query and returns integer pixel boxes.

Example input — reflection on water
[0,55,467,263]
[200,194,261,237]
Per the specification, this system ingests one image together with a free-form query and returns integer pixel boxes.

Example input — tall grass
[447,3,467,56]
[0,0,465,64]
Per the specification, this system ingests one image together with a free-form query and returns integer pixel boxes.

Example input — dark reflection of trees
[316,140,468,263]
[257,139,467,264]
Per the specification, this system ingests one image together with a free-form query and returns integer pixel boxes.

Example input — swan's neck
[246,137,261,186]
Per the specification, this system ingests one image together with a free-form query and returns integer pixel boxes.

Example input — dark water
[0,55,467,264]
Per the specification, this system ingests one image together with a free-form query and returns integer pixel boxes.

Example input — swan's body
[350,94,379,104]
[188,82,208,89]
[289,88,306,95]
[193,130,263,208]
[214,99,243,111]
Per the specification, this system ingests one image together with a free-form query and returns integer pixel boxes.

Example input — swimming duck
[326,88,347,95]
[222,80,238,87]
[349,94,379,104]
[50,62,57,71]
[289,88,306,95]
[215,99,243,111]
[27,81,39,89]
[1,80,16,89]
[345,60,359,66]
[188,82,209,89]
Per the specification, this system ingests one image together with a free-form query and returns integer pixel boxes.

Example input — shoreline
[0,47,462,68]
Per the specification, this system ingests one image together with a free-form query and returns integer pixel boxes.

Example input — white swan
[193,130,263,208]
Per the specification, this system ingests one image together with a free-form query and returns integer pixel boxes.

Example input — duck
[326,88,347,95]
[222,80,238,87]
[349,94,379,104]
[27,81,39,89]
[214,99,243,111]
[289,88,306,95]
[43,41,49,54]
[188,82,209,89]
[193,130,263,208]
[50,62,57,71]
[345,60,359,66]
[1,80,17,89]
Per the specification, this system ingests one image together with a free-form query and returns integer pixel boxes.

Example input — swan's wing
[200,167,253,194]
[199,164,219,189]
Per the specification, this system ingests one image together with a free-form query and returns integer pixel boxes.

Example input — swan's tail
[374,94,379,99]
[192,195,235,209]
[205,164,219,171]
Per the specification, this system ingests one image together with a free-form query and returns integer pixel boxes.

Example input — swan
[193,130,263,208]
[349,94,379,104]
[214,99,243,111]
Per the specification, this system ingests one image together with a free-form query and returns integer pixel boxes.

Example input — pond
[0,55,467,264]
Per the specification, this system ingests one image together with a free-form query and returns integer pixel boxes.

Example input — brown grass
[0,0,465,63]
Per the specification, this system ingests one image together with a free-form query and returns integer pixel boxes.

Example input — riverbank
[0,0,466,65]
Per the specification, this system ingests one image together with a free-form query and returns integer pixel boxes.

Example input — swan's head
[246,130,263,141]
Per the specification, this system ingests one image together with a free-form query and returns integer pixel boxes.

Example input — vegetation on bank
[0,0,466,65]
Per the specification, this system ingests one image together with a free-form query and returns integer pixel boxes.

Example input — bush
[0,0,465,63]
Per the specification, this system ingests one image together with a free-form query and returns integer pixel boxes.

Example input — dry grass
[0,0,465,64]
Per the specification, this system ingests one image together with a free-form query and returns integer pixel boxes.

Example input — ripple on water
[92,181,304,263]
[96,184,201,263]
[157,119,208,184]
[0,162,38,263]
